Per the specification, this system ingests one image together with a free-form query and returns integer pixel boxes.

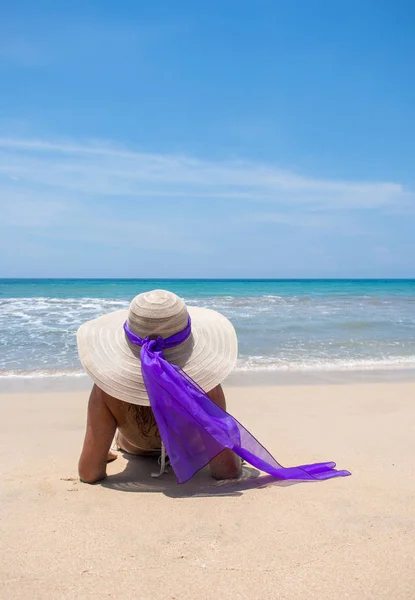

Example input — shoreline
[1,365,415,394]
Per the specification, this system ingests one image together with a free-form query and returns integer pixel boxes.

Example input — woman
[78,382,241,484]
[77,289,349,485]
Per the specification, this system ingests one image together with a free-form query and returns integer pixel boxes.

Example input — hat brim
[77,306,238,406]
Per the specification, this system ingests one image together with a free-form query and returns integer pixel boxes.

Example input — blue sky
[1,0,414,278]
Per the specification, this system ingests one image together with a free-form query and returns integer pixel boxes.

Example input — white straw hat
[77,289,238,406]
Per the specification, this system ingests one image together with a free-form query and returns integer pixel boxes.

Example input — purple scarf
[124,317,350,484]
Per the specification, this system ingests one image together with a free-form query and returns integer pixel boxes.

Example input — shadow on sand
[100,451,305,498]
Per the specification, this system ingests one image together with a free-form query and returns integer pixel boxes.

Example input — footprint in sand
[60,477,79,491]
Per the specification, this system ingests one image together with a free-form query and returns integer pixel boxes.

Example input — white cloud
[248,212,335,227]
[0,136,413,212]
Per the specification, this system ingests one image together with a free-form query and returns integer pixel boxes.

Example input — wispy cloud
[0,136,413,277]
[0,136,413,212]
[247,212,346,230]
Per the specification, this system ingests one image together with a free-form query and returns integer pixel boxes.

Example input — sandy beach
[1,381,414,599]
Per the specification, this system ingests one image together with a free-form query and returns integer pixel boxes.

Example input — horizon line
[1,277,415,282]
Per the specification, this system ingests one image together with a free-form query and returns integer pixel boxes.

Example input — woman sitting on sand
[77,290,349,485]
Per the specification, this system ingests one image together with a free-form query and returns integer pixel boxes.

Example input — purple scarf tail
[124,319,351,484]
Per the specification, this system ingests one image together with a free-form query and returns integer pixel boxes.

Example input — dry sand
[1,382,414,599]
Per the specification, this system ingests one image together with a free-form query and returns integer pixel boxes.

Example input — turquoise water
[2,278,415,299]
[1,279,415,378]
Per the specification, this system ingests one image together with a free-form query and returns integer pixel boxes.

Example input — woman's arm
[207,385,242,479]
[78,385,117,484]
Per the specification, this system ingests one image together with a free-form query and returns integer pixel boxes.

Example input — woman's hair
[128,404,160,440]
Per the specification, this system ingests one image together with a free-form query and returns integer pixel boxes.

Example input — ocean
[1,279,415,383]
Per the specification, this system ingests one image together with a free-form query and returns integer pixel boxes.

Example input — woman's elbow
[209,450,242,480]
[78,460,106,484]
